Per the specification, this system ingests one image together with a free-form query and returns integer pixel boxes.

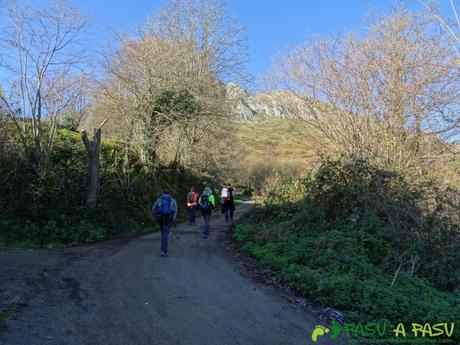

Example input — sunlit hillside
[237,119,316,163]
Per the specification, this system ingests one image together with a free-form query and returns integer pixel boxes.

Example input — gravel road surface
[0,203,344,345]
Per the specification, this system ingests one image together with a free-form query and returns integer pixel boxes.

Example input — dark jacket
[221,187,236,212]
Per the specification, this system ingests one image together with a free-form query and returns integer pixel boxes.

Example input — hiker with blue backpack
[198,187,215,238]
[152,189,178,257]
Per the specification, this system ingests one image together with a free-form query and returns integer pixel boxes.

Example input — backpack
[221,187,229,200]
[228,187,234,200]
[157,195,173,215]
[200,194,212,212]
[187,192,194,203]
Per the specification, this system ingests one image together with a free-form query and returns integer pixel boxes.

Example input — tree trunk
[81,127,103,208]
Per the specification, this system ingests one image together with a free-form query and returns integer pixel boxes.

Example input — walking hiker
[221,183,236,222]
[198,187,215,238]
[186,187,200,225]
[152,189,178,257]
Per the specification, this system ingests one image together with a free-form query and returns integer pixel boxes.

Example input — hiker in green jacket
[198,187,215,238]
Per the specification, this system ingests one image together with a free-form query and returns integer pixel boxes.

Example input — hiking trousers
[157,215,172,253]
[224,210,234,221]
[203,214,211,236]
[188,205,197,224]
[161,221,171,253]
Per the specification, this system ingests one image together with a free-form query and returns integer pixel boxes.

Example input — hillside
[236,119,316,162]
[233,118,319,192]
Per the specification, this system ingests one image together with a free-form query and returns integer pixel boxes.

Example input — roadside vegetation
[0,127,215,247]
[235,155,460,324]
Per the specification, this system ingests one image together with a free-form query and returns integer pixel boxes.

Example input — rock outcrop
[226,82,313,120]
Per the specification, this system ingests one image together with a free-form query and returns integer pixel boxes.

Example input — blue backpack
[157,195,173,215]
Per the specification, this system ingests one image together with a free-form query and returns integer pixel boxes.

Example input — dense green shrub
[235,155,460,327]
[0,128,213,247]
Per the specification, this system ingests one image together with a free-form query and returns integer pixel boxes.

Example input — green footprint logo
[311,325,330,342]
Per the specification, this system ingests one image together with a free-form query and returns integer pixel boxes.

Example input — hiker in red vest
[186,187,200,225]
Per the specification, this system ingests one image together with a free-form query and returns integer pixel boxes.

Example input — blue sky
[19,0,460,78]
[0,0,451,76]
[77,0,395,77]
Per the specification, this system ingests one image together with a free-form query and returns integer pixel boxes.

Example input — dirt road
[0,203,342,345]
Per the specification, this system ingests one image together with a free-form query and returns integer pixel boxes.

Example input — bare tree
[91,0,246,172]
[149,0,248,84]
[273,8,460,171]
[419,0,460,54]
[0,0,90,167]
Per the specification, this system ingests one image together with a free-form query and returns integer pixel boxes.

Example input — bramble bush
[235,155,460,326]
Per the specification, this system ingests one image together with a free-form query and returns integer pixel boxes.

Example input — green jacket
[198,194,215,207]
